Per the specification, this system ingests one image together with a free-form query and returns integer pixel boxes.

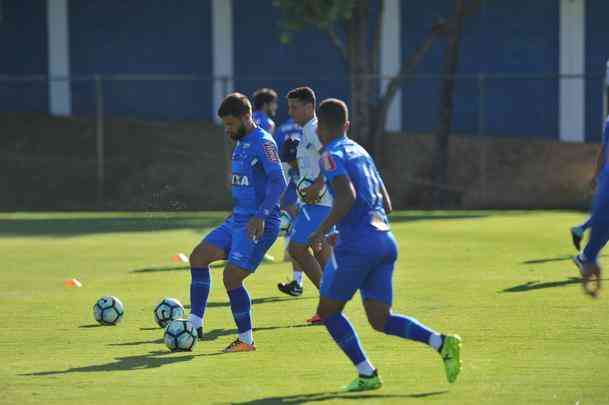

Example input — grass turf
[0,211,607,404]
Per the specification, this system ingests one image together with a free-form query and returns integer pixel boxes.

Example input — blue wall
[69,0,213,120]
[401,0,559,138]
[233,1,350,126]
[585,0,609,142]
[0,0,48,113]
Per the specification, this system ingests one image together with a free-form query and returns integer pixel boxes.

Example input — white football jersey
[296,117,332,207]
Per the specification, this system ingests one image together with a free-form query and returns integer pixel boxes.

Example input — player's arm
[380,179,392,214]
[301,175,325,204]
[313,175,355,237]
[268,121,276,135]
[248,140,287,239]
[257,141,287,218]
[309,152,352,245]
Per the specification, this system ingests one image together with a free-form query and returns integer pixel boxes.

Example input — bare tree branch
[326,27,348,62]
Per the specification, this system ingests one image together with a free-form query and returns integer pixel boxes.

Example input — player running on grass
[187,92,286,352]
[309,98,462,391]
[572,114,609,297]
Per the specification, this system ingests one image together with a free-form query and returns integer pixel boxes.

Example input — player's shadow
[500,277,582,293]
[78,324,103,328]
[130,265,189,273]
[183,296,315,310]
[230,390,448,404]
[520,254,606,265]
[21,351,196,376]
[107,338,164,347]
[388,213,489,224]
[201,324,315,342]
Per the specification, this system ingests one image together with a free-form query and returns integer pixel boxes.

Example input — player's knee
[288,242,306,261]
[368,315,386,332]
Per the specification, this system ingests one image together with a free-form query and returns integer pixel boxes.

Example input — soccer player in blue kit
[274,117,307,295]
[572,115,609,297]
[188,92,286,352]
[252,88,278,134]
[309,98,462,391]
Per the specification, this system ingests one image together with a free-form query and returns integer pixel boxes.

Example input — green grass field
[1,211,608,404]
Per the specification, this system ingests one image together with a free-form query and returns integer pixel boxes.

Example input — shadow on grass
[500,277,582,293]
[21,350,202,376]
[183,296,316,310]
[0,216,222,238]
[230,390,448,404]
[389,213,488,224]
[78,324,103,328]
[108,324,316,347]
[140,327,159,331]
[201,324,316,342]
[521,254,606,265]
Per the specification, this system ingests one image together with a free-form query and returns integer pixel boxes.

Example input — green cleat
[343,371,383,392]
[440,335,462,384]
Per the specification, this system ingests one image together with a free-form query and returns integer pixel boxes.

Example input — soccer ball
[164,319,198,351]
[153,297,185,328]
[279,210,293,232]
[93,296,124,325]
[297,177,327,202]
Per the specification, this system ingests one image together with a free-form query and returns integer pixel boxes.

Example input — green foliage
[273,0,355,43]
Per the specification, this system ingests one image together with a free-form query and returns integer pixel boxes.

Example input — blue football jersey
[231,127,285,218]
[319,136,389,239]
[274,118,302,159]
[253,110,275,134]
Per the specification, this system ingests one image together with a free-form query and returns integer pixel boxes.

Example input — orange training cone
[64,278,82,288]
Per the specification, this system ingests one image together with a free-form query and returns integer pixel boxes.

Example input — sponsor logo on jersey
[262,142,280,163]
[231,174,250,186]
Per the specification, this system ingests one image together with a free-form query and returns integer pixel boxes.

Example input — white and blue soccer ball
[164,319,198,352]
[153,297,185,328]
[279,210,293,232]
[297,177,327,201]
[93,296,124,325]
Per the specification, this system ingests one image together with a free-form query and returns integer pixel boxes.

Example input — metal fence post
[478,73,487,206]
[95,75,105,208]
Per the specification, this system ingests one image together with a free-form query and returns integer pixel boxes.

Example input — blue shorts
[320,230,398,305]
[281,182,298,210]
[289,204,331,245]
[204,214,280,272]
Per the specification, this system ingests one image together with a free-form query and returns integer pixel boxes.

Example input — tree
[274,0,480,202]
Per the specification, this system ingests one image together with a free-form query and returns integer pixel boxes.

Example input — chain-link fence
[1,74,604,210]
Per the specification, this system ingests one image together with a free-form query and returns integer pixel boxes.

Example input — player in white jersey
[284,87,333,324]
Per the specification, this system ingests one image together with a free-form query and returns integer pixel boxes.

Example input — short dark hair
[218,92,252,118]
[286,86,316,107]
[318,98,348,130]
[252,88,278,110]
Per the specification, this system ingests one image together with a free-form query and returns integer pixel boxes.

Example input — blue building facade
[1,0,606,141]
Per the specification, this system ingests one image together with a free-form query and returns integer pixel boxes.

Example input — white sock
[356,359,375,376]
[429,333,443,351]
[239,329,254,345]
[293,271,304,286]
[189,314,202,330]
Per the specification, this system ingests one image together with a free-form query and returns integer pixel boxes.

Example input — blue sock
[190,267,211,326]
[583,216,609,262]
[581,217,593,230]
[324,313,367,366]
[383,313,439,347]
[228,286,252,333]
